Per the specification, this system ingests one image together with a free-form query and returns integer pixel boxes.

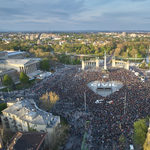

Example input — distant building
[53,37,61,40]
[4,132,47,150]
[30,35,34,40]
[48,42,54,46]
[25,35,30,40]
[59,40,67,45]
[37,39,42,45]
[122,32,126,37]
[1,98,60,145]
[130,33,137,38]
[7,51,26,59]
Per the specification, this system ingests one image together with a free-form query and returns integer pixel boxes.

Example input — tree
[40,58,50,71]
[11,81,16,90]
[39,91,59,110]
[143,132,150,150]
[19,72,29,85]
[148,62,150,69]
[140,62,146,69]
[0,103,7,114]
[119,134,125,148]
[3,74,13,87]
[133,119,148,146]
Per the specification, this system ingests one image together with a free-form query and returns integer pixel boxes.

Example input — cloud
[1,0,150,30]
[127,0,147,2]
[0,7,28,16]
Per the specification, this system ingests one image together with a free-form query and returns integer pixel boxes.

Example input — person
[23,66,150,150]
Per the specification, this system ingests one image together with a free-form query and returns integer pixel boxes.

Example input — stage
[87,81,123,97]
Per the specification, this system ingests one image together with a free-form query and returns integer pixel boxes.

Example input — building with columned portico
[0,51,42,86]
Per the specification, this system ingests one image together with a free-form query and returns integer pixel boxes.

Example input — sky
[1,0,150,31]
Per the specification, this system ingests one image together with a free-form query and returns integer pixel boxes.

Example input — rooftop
[2,99,59,126]
[0,58,41,65]
[5,132,47,150]
[7,51,26,56]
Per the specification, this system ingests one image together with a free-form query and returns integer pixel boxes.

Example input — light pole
[127,50,129,61]
[135,54,137,64]
[84,91,86,112]
[124,88,126,115]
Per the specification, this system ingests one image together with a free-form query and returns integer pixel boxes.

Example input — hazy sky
[1,0,150,31]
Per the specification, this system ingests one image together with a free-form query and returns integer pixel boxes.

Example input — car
[135,72,139,76]
[129,144,134,150]
[95,100,103,104]
[107,101,113,104]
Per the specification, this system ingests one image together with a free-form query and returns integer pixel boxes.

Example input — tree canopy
[40,58,50,71]
[143,132,150,150]
[19,72,29,84]
[133,119,148,146]
[2,74,13,87]
[0,103,7,114]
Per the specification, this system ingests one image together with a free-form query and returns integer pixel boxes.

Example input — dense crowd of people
[30,67,150,150]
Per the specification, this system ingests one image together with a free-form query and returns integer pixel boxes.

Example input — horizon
[1,30,150,33]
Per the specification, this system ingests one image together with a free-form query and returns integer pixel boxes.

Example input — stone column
[27,66,28,74]
[29,65,32,73]
[112,59,115,67]
[126,61,129,70]
[82,61,85,70]
[24,67,26,74]
[28,65,30,74]
[96,59,99,67]
[31,64,33,73]
[104,51,107,70]
[35,64,37,71]
[34,64,36,71]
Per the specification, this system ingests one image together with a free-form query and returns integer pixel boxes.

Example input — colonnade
[112,59,129,70]
[85,62,96,66]
[82,59,99,70]
[19,63,37,74]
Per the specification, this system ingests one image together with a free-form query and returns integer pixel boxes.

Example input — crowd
[30,66,150,150]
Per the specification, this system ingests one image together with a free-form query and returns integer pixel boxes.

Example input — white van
[135,72,139,76]
[129,144,134,150]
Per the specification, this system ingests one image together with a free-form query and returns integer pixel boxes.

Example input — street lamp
[84,91,86,112]
[135,54,137,64]
[127,50,129,61]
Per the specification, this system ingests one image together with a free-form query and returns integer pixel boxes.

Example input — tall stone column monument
[104,50,107,70]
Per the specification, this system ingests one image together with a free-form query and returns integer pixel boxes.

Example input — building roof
[5,132,47,150]
[0,68,17,76]
[2,99,59,126]
[0,58,40,66]
[7,51,26,56]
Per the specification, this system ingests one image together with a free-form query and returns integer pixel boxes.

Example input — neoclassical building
[0,51,41,85]
[82,59,99,70]
[0,58,41,74]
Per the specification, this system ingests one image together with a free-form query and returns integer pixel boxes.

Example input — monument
[82,58,99,70]
[101,50,108,73]
[104,50,107,70]
[112,57,129,70]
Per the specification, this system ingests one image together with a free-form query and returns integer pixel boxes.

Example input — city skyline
[1,0,150,31]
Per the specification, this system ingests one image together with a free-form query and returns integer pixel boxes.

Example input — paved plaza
[1,64,150,150]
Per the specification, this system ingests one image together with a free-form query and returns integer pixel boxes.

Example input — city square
[24,64,150,150]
